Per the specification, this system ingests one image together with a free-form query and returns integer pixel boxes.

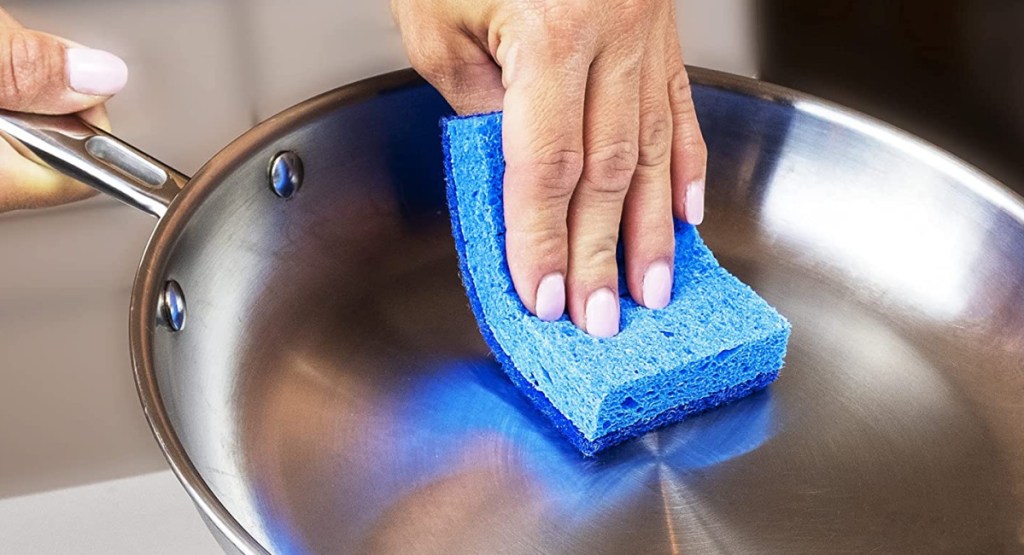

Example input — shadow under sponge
[442,112,791,456]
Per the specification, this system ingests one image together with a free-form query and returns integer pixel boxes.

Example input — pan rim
[130,68,430,554]
[127,66,1024,554]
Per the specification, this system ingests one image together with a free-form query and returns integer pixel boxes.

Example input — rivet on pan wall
[269,151,304,199]
[159,280,187,332]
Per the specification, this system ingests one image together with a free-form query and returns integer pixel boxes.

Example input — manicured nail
[66,48,128,96]
[685,180,705,225]
[535,273,565,322]
[585,287,619,338]
[642,260,672,310]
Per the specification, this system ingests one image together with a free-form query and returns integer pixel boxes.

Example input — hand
[0,8,127,213]
[392,0,707,337]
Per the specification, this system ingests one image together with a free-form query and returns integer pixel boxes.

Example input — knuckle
[404,40,448,80]
[507,217,567,267]
[680,130,708,166]
[668,67,708,168]
[399,20,457,83]
[668,68,694,107]
[584,139,637,192]
[527,1,591,53]
[637,114,672,168]
[528,227,568,261]
[404,35,491,106]
[694,136,708,166]
[0,32,53,107]
[525,143,584,199]
[577,234,620,273]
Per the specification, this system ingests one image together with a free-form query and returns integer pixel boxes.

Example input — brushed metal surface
[123,68,1024,553]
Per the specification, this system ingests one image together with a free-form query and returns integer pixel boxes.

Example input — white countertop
[0,471,220,554]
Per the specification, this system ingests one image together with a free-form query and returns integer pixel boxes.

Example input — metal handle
[0,110,189,218]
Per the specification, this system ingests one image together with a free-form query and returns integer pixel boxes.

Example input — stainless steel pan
[1,68,1022,554]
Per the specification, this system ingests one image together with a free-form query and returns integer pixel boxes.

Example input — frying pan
[1,68,1022,554]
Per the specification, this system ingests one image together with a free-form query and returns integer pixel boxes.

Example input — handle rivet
[159,280,186,332]
[269,151,303,199]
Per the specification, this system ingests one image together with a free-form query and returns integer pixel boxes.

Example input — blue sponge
[442,112,791,456]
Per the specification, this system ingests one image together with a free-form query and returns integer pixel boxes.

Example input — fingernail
[642,260,672,310]
[585,287,619,338]
[66,48,128,96]
[685,180,705,225]
[535,273,565,322]
[501,44,518,89]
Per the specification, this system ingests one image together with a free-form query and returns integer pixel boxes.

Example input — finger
[393,8,504,114]
[78,103,111,131]
[497,21,593,321]
[0,136,95,212]
[0,103,108,213]
[665,21,707,225]
[0,27,127,114]
[565,50,642,337]
[623,46,675,310]
[415,44,504,114]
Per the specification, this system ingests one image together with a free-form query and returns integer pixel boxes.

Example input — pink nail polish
[66,48,128,96]
[535,273,565,322]
[685,180,705,225]
[643,260,672,310]
[585,287,619,338]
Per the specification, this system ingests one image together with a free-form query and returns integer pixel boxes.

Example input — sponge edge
[443,112,791,456]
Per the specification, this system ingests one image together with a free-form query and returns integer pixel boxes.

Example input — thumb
[0,28,127,114]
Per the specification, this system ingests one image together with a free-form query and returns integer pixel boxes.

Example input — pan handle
[0,110,188,218]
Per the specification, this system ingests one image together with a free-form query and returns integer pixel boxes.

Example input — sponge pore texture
[443,112,791,456]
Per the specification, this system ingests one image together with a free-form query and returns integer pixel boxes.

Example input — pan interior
[146,74,1024,553]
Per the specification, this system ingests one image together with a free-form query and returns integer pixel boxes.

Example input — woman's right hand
[393,0,707,338]
[0,8,127,213]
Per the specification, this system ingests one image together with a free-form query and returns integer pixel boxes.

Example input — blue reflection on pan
[383,358,776,519]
